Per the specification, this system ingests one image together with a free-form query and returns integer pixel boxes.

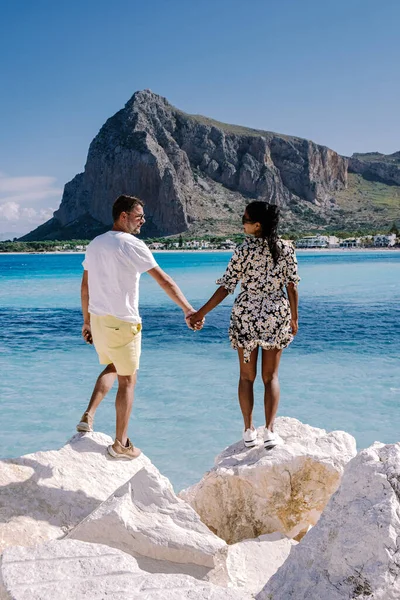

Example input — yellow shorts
[90,314,142,376]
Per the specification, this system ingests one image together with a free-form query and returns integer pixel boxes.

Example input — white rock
[257,442,400,600]
[0,540,250,600]
[69,465,226,568]
[179,417,356,542]
[208,533,296,594]
[0,432,152,553]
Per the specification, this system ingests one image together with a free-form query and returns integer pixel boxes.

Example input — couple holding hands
[77,195,299,459]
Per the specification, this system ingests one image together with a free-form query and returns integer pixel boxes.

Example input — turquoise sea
[0,250,399,492]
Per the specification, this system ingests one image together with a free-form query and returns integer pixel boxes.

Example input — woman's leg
[237,347,259,430]
[261,348,283,431]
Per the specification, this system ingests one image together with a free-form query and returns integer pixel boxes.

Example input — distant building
[148,242,166,250]
[185,240,200,249]
[373,234,396,247]
[339,238,361,248]
[296,235,338,248]
[219,239,237,250]
[327,236,340,248]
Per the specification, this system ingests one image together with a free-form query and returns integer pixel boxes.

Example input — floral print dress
[216,237,300,362]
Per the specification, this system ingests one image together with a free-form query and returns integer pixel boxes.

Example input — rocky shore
[0,417,399,599]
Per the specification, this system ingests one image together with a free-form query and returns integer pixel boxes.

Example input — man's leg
[86,363,117,415]
[115,372,137,447]
[77,364,117,432]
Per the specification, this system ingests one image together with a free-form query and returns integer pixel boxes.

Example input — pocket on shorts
[130,323,142,336]
[104,323,134,348]
[104,321,140,349]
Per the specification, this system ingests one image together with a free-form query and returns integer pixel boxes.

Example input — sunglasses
[126,211,145,221]
[242,216,255,224]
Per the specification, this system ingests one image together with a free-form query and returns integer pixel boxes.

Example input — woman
[189,201,300,450]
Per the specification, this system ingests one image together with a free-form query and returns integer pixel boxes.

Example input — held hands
[82,322,93,344]
[185,309,205,331]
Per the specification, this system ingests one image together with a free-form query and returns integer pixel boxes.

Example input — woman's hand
[290,318,299,336]
[184,309,205,331]
[186,310,205,330]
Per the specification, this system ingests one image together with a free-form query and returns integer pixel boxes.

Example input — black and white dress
[216,237,300,362]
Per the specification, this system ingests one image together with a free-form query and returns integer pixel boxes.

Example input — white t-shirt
[82,231,158,323]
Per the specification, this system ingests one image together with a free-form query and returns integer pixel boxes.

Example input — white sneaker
[243,428,257,448]
[264,429,284,450]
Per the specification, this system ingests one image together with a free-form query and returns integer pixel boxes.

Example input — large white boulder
[258,442,400,600]
[207,533,296,594]
[69,465,226,568]
[0,540,250,600]
[179,417,356,542]
[0,432,151,553]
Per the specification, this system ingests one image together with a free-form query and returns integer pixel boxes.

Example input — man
[77,194,201,459]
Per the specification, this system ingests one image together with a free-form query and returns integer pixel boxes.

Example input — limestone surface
[69,465,226,568]
[0,540,250,600]
[207,533,296,594]
[179,417,356,543]
[258,442,400,600]
[0,432,150,553]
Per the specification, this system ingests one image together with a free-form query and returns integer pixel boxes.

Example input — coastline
[0,247,399,256]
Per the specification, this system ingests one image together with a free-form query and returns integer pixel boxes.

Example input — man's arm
[286,282,299,335]
[81,270,93,343]
[146,266,201,328]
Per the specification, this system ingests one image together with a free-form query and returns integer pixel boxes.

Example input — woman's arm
[189,286,230,326]
[286,282,299,335]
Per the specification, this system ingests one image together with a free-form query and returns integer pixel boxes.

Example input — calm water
[0,250,399,492]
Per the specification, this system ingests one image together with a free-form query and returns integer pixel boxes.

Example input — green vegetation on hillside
[333,173,400,230]
[352,151,400,165]
[177,110,297,142]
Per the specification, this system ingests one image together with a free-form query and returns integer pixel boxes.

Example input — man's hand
[82,323,93,344]
[290,318,299,336]
[185,309,204,331]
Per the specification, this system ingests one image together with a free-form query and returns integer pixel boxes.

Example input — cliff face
[348,152,400,186]
[22,90,349,240]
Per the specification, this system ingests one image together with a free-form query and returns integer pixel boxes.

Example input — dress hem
[231,338,293,362]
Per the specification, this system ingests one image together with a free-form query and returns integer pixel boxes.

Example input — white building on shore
[373,233,396,247]
[296,235,339,248]
[219,239,237,250]
[339,238,362,248]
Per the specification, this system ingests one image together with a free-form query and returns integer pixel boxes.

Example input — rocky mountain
[21,90,400,240]
[349,151,400,185]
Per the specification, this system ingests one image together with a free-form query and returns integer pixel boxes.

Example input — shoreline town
[0,233,399,254]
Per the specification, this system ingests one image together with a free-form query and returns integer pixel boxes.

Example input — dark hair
[112,195,144,222]
[246,201,281,264]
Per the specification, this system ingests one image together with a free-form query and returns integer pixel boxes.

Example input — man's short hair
[112,195,144,222]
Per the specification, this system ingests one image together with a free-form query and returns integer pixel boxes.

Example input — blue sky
[0,0,399,236]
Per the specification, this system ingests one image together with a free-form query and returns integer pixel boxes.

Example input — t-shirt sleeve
[216,246,243,294]
[82,245,90,270]
[283,242,300,285]
[126,240,158,274]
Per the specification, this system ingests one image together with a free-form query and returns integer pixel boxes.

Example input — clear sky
[0,0,399,236]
